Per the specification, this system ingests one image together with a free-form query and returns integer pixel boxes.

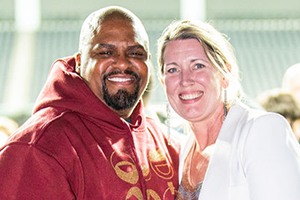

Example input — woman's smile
[179,91,203,101]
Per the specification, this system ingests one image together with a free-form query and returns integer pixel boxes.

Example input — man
[282,63,300,106]
[282,63,300,142]
[0,116,19,147]
[0,6,179,199]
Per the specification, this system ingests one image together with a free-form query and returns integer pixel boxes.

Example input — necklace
[176,142,206,200]
[189,142,209,186]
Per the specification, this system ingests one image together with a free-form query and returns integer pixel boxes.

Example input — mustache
[104,69,139,80]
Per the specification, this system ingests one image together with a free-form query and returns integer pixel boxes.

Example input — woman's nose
[181,70,195,86]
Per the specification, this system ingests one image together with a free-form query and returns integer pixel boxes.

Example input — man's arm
[0,144,75,200]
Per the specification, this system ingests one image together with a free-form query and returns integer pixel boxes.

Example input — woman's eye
[195,63,205,69]
[167,68,178,73]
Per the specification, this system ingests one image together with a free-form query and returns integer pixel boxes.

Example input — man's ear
[75,52,81,73]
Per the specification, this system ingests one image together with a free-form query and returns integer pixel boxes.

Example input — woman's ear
[226,63,232,73]
[160,77,165,86]
[222,63,231,88]
[222,77,229,88]
[75,52,81,73]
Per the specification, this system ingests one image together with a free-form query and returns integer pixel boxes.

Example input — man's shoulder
[6,108,76,147]
[54,56,76,66]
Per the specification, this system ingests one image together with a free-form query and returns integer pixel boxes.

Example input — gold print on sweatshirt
[126,187,143,200]
[110,151,139,184]
[149,149,174,180]
[163,182,176,199]
[110,150,176,200]
[141,165,151,181]
[147,189,161,200]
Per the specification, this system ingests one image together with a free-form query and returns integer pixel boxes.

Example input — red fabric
[0,57,179,199]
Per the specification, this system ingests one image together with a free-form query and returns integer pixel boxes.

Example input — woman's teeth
[180,92,202,100]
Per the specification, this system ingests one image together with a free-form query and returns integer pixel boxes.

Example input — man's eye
[129,51,145,57]
[98,51,112,55]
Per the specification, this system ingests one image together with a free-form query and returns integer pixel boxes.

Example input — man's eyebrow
[127,45,146,51]
[92,43,115,51]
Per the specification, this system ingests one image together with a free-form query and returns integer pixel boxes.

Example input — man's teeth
[180,93,202,100]
[107,77,133,82]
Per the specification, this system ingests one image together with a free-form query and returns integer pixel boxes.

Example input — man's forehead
[101,11,132,22]
[95,20,148,53]
[92,43,146,51]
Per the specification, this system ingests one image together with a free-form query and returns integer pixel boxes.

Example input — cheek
[164,77,178,95]
[82,58,98,75]
[131,60,149,75]
[196,71,222,88]
[139,64,150,88]
[195,74,206,84]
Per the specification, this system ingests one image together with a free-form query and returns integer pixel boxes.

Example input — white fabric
[179,103,300,200]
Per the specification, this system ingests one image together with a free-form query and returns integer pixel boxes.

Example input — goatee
[103,70,140,110]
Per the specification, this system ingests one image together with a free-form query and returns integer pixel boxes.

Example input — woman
[157,20,300,200]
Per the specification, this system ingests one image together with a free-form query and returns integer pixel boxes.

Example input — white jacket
[179,103,300,200]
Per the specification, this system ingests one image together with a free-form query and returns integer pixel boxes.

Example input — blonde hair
[157,20,244,104]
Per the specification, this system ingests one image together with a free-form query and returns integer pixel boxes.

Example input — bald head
[78,6,149,55]
[282,63,300,105]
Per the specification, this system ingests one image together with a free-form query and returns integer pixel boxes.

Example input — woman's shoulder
[231,102,288,124]
[232,103,295,145]
[227,103,292,144]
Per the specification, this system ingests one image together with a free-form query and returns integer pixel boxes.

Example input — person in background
[282,63,300,143]
[0,116,19,147]
[282,63,300,105]
[256,88,300,142]
[157,19,300,200]
[0,6,179,199]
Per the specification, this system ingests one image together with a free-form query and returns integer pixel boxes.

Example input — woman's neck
[189,105,226,151]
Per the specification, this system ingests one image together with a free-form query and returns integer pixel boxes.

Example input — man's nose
[114,54,130,69]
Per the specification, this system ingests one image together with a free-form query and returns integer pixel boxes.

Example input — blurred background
[1,0,300,126]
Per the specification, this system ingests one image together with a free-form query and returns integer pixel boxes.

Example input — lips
[107,77,134,82]
[105,70,138,85]
[179,91,203,100]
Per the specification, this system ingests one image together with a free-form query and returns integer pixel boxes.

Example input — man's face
[78,19,150,118]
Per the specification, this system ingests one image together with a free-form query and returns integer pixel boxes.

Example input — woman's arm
[243,113,300,200]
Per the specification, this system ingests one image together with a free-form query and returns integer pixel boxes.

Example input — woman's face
[162,39,226,122]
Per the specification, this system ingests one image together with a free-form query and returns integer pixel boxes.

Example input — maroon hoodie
[0,57,179,199]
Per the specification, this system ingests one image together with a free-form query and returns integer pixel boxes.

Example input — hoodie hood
[33,56,146,129]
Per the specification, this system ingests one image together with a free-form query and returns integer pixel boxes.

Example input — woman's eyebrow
[190,58,209,64]
[165,62,179,66]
